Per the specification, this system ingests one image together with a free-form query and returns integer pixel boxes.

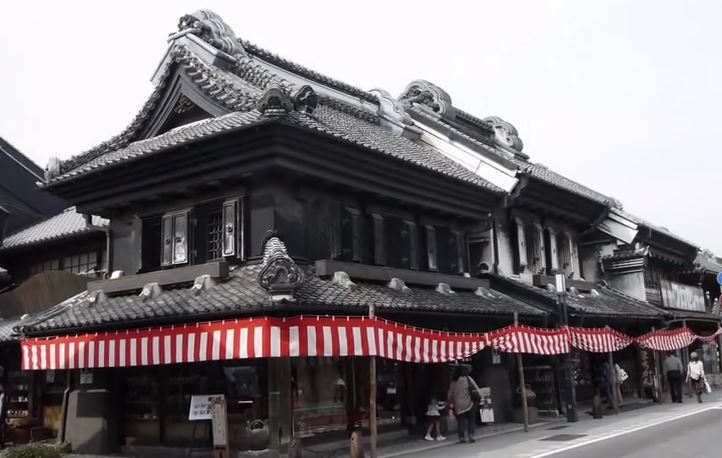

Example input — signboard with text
[659,280,706,312]
[189,394,224,421]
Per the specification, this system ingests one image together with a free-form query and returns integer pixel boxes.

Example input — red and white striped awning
[636,328,697,351]
[488,326,570,355]
[569,327,633,353]
[21,316,488,371]
[695,328,722,342]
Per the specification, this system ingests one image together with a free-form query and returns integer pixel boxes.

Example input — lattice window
[207,208,224,261]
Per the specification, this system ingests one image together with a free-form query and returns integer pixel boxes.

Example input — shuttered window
[425,225,438,272]
[222,199,240,257]
[161,210,190,266]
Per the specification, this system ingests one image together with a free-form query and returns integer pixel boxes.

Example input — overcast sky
[1,1,720,254]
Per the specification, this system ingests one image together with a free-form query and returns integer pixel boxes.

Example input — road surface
[406,404,722,458]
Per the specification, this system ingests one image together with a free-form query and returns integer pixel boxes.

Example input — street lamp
[555,273,578,422]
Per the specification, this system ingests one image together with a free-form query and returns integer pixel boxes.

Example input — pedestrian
[686,352,706,403]
[447,365,481,444]
[600,359,614,408]
[424,395,446,441]
[663,352,684,403]
[614,363,627,407]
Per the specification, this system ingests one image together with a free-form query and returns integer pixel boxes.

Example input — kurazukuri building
[11,10,722,457]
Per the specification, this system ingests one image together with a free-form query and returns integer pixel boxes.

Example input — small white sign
[492,349,501,365]
[79,369,93,385]
[189,394,224,421]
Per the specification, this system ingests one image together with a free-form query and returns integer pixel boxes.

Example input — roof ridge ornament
[258,233,304,302]
[482,116,527,159]
[257,81,294,117]
[399,80,454,120]
[292,85,318,115]
[45,157,61,181]
[370,89,421,139]
[177,10,246,57]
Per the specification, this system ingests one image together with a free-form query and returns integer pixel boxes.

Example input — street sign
[717,272,722,286]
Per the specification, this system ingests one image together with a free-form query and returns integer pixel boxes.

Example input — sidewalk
[390,392,722,458]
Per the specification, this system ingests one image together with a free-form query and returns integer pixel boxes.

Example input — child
[425,396,446,441]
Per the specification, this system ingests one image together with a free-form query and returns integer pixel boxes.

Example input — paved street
[398,395,722,458]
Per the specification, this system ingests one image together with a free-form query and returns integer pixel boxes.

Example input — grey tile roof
[48,39,503,195]
[290,105,504,193]
[49,112,268,184]
[490,274,662,319]
[618,210,698,249]
[240,40,377,103]
[1,207,107,251]
[410,107,617,207]
[0,315,26,342]
[694,250,722,274]
[18,264,543,334]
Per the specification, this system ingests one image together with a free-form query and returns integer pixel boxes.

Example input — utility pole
[369,304,378,458]
[556,274,578,422]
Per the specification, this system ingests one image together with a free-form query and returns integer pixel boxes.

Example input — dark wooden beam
[87,261,228,294]
[315,259,490,291]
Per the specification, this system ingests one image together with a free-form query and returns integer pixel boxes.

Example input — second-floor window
[143,197,244,271]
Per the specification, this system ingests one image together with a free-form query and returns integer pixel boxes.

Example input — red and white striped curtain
[636,328,697,351]
[696,328,722,342]
[488,326,569,355]
[21,316,488,370]
[569,327,634,353]
[20,315,722,371]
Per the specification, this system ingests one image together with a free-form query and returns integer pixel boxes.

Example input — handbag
[467,377,481,403]
[480,406,495,423]
[618,368,629,383]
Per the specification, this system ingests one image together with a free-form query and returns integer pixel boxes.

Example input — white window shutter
[161,215,173,266]
[515,219,528,272]
[172,211,189,264]
[222,200,238,257]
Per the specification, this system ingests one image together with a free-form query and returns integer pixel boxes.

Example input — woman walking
[447,366,481,444]
[686,352,706,403]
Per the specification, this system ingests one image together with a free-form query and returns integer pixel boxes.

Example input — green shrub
[0,443,62,458]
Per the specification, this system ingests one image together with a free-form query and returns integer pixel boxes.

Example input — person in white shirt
[686,352,706,403]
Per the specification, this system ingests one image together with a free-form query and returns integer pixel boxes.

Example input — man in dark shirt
[664,352,684,403]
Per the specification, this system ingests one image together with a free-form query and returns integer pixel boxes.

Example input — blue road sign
[717,272,722,286]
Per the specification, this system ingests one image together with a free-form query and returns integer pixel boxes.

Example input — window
[425,225,438,271]
[341,207,363,262]
[468,231,493,277]
[525,223,545,274]
[510,219,528,274]
[372,214,386,266]
[162,210,190,266]
[154,197,244,269]
[557,232,574,278]
[207,207,223,261]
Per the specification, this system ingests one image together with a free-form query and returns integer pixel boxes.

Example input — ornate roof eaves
[153,34,237,86]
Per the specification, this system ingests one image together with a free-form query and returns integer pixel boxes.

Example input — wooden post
[608,351,619,414]
[369,305,378,457]
[651,326,661,402]
[605,326,619,414]
[514,312,529,432]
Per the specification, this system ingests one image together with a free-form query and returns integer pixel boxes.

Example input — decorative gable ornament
[258,234,304,302]
[399,80,454,120]
[45,157,62,181]
[292,85,318,115]
[257,82,294,117]
[177,10,246,57]
[483,116,525,156]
